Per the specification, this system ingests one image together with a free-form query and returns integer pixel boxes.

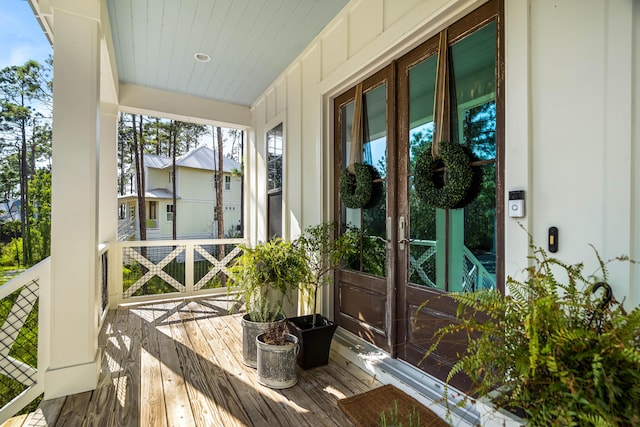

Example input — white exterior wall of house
[247,0,640,311]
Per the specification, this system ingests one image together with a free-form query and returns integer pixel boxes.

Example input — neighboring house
[118,145,242,240]
[0,199,21,223]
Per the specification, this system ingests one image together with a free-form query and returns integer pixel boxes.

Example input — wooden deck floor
[12,296,382,426]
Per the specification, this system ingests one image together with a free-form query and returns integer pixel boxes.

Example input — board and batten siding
[248,0,639,309]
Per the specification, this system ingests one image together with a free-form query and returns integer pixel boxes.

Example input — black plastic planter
[286,314,338,369]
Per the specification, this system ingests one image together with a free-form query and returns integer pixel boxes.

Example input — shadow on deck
[8,296,381,426]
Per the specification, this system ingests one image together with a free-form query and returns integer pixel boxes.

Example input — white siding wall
[248,0,639,307]
[146,168,168,191]
[512,0,638,308]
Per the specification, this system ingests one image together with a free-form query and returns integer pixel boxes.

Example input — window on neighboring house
[166,204,174,222]
[148,201,158,228]
[169,171,174,184]
[225,175,231,191]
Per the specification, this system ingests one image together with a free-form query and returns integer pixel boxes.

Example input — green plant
[296,223,359,325]
[227,238,309,323]
[379,400,421,427]
[1,238,22,267]
[423,243,640,426]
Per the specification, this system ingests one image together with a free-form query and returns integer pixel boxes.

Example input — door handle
[398,216,406,250]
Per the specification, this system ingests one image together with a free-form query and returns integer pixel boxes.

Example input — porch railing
[409,240,495,291]
[117,217,135,241]
[0,238,246,422]
[462,247,495,291]
[0,258,49,424]
[408,240,437,287]
[115,238,246,304]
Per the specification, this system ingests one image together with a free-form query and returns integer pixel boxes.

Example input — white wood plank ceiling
[107,0,349,107]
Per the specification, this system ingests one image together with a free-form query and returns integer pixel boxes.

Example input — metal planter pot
[255,332,299,389]
[241,313,284,368]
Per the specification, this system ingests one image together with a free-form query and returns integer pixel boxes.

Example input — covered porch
[1,0,638,425]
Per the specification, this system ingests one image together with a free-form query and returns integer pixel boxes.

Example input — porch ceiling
[106,0,350,108]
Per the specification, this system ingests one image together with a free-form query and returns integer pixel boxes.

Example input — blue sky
[0,0,51,70]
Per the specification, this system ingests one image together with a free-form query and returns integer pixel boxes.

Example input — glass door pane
[341,83,388,277]
[408,54,440,289]
[448,21,497,291]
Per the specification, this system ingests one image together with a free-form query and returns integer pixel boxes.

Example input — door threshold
[333,327,480,427]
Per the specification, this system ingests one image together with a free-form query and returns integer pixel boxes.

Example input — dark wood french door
[334,0,503,391]
[333,65,397,353]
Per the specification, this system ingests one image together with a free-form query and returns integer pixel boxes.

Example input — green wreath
[339,163,383,209]
[414,141,474,209]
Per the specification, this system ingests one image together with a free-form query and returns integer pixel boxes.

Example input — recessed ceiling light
[194,52,211,63]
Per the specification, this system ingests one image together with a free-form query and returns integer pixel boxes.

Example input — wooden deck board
[84,307,127,426]
[28,296,380,426]
[113,305,141,427]
[139,304,167,427]
[153,302,197,427]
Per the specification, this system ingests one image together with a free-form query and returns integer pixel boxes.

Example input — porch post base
[44,350,101,399]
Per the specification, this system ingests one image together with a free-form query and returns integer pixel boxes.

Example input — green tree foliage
[0,153,19,201]
[461,101,496,253]
[0,221,20,244]
[0,59,52,266]
[0,237,22,266]
[28,169,51,260]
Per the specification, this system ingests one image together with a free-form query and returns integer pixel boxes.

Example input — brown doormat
[337,384,450,427]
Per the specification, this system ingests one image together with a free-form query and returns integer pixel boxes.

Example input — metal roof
[143,145,241,173]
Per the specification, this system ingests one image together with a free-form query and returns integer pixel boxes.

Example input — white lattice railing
[409,240,437,287]
[117,217,136,241]
[0,258,50,424]
[462,247,496,291]
[116,238,246,304]
[409,240,495,290]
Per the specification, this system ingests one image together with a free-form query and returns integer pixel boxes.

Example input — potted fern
[423,243,640,426]
[286,223,358,369]
[227,238,308,369]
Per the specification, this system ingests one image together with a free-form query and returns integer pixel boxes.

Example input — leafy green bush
[227,238,309,322]
[1,238,22,267]
[296,223,359,324]
[423,244,640,426]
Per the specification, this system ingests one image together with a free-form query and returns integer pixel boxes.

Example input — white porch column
[99,103,118,245]
[47,2,101,398]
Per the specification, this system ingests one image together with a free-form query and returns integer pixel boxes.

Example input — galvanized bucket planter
[241,313,284,368]
[255,332,299,389]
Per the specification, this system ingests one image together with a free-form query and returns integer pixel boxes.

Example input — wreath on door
[339,163,383,209]
[414,141,480,210]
